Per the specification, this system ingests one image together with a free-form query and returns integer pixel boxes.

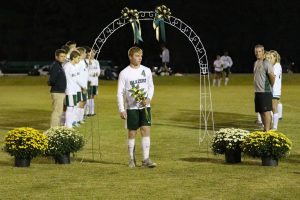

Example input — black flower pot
[225,150,241,164]
[54,152,71,164]
[15,157,31,167]
[261,157,278,166]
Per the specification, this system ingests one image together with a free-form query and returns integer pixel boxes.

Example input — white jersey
[214,59,223,72]
[87,59,101,86]
[161,48,170,63]
[273,63,282,97]
[63,62,80,95]
[117,65,154,112]
[220,55,233,69]
[76,59,88,89]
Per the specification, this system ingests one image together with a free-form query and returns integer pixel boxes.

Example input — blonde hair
[128,46,143,57]
[264,51,270,59]
[269,50,281,63]
[77,47,86,54]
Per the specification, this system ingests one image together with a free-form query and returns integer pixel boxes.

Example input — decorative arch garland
[90,8,214,147]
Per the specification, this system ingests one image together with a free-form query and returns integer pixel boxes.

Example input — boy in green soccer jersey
[117,47,156,168]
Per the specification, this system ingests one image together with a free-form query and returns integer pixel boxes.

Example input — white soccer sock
[278,103,283,119]
[65,107,74,128]
[79,108,85,121]
[60,112,66,126]
[91,99,95,114]
[257,112,262,123]
[74,105,80,123]
[218,79,221,87]
[141,136,150,160]
[128,139,135,160]
[213,79,216,86]
[272,113,279,130]
[85,99,90,115]
[225,77,229,85]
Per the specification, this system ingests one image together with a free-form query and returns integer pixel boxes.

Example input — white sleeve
[117,71,126,112]
[96,60,101,77]
[228,57,233,67]
[147,69,154,100]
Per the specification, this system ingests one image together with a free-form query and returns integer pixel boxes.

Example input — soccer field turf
[0,74,299,199]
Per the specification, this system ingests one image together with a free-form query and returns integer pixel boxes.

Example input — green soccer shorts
[127,108,152,130]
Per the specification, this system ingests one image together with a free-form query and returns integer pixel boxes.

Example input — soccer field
[0,74,299,199]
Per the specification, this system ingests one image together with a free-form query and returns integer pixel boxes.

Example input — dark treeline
[0,0,299,73]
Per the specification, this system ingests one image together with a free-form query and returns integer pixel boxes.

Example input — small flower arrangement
[242,130,292,159]
[4,127,48,159]
[128,83,150,122]
[45,126,85,156]
[211,128,250,154]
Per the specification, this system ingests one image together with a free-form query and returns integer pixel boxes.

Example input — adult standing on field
[253,44,275,131]
[48,49,67,127]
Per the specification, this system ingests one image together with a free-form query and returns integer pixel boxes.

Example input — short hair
[66,40,76,46]
[55,49,67,57]
[77,47,86,54]
[70,50,80,60]
[61,45,70,53]
[264,51,270,59]
[84,46,92,53]
[255,44,264,51]
[128,46,143,57]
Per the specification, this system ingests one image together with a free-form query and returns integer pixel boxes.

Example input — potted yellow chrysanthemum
[242,130,292,166]
[4,127,48,167]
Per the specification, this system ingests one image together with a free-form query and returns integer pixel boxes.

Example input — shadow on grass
[157,109,259,131]
[180,156,261,166]
[0,160,13,166]
[0,109,49,131]
[180,157,223,164]
[284,154,300,164]
[74,157,125,166]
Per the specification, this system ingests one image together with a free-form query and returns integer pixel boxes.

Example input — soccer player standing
[117,47,156,168]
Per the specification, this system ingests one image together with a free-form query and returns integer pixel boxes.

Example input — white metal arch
[91,11,214,144]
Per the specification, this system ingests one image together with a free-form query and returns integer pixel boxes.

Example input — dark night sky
[0,0,299,73]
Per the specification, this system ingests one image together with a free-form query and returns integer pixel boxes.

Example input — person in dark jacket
[48,49,67,127]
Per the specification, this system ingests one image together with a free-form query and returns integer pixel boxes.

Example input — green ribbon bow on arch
[121,7,143,44]
[153,5,171,42]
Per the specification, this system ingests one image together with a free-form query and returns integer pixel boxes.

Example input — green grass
[0,74,300,199]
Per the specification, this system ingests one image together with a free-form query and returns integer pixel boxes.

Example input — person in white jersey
[75,47,88,124]
[63,51,81,128]
[86,48,100,116]
[266,50,282,130]
[220,51,233,85]
[117,46,156,168]
[212,55,224,87]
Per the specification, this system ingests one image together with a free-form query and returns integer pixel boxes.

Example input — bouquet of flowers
[4,127,48,159]
[242,130,292,159]
[211,128,250,154]
[128,83,150,122]
[44,126,85,156]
